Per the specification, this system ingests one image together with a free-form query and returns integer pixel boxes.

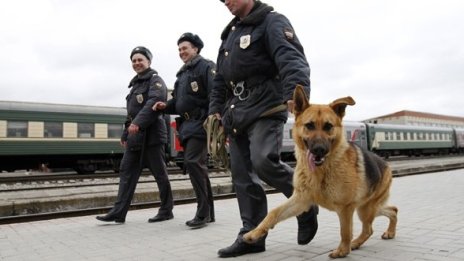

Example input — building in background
[364,110,464,128]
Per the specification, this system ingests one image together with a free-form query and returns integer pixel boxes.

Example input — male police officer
[209,0,318,257]
[153,33,215,229]
[96,46,174,224]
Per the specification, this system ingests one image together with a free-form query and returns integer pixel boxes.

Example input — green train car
[365,123,458,158]
[0,101,126,173]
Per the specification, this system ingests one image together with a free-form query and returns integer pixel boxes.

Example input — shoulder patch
[152,81,163,89]
[284,28,294,41]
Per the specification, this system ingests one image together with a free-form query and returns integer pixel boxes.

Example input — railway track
[0,167,188,184]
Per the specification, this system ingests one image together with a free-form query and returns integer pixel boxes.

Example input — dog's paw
[243,229,265,244]
[329,247,350,258]
[381,231,395,239]
[351,241,361,250]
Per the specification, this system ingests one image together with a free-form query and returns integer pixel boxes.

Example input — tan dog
[243,85,398,258]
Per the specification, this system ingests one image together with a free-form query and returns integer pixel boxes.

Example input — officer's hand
[128,123,139,135]
[152,102,166,111]
[286,100,295,114]
[120,140,127,148]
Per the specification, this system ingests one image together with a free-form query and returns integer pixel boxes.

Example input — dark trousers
[109,144,173,219]
[229,118,297,234]
[184,138,215,220]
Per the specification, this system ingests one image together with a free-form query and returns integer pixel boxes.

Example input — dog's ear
[330,96,355,119]
[293,84,310,117]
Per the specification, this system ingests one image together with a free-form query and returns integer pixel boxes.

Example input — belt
[182,108,202,120]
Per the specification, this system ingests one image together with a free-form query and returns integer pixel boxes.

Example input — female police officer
[153,33,216,229]
[96,46,174,224]
[209,0,319,257]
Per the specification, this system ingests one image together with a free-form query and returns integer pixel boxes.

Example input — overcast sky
[0,0,463,121]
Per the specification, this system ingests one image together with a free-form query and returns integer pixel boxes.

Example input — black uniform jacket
[209,1,311,135]
[122,68,168,150]
[165,55,216,143]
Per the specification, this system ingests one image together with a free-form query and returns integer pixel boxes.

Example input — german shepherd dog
[243,85,398,258]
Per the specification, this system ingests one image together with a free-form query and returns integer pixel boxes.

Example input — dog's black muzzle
[305,138,330,166]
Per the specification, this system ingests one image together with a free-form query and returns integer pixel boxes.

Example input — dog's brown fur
[243,85,398,258]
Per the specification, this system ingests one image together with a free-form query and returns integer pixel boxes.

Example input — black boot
[148,212,174,223]
[297,205,319,245]
[186,216,208,229]
[96,214,125,224]
[218,236,265,258]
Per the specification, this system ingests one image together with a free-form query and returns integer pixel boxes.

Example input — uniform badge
[136,94,144,104]
[284,28,294,41]
[240,35,251,49]
[154,82,163,89]
[210,68,216,76]
[190,81,199,92]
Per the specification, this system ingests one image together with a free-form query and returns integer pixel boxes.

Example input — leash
[259,104,288,117]
[204,115,229,170]
[202,103,287,170]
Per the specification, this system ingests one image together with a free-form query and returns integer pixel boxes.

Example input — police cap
[130,46,153,61]
[177,32,204,53]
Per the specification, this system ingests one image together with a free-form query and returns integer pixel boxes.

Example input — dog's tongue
[306,150,316,172]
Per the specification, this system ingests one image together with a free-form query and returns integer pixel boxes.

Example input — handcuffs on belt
[232,81,251,101]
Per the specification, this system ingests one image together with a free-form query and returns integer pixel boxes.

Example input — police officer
[96,46,174,224]
[209,0,319,257]
[153,33,215,229]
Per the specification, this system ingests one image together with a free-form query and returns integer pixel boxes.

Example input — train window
[384,132,389,140]
[7,121,27,137]
[44,122,63,138]
[403,132,408,140]
[108,123,124,138]
[396,132,401,140]
[78,123,94,138]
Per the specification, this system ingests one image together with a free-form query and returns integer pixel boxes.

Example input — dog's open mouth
[304,140,326,171]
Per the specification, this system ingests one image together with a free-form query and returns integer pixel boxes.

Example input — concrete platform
[1,168,464,260]
[1,157,464,217]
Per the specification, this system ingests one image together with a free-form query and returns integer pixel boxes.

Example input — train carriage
[344,121,368,150]
[0,101,126,173]
[281,116,295,161]
[366,123,455,158]
[453,128,464,153]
